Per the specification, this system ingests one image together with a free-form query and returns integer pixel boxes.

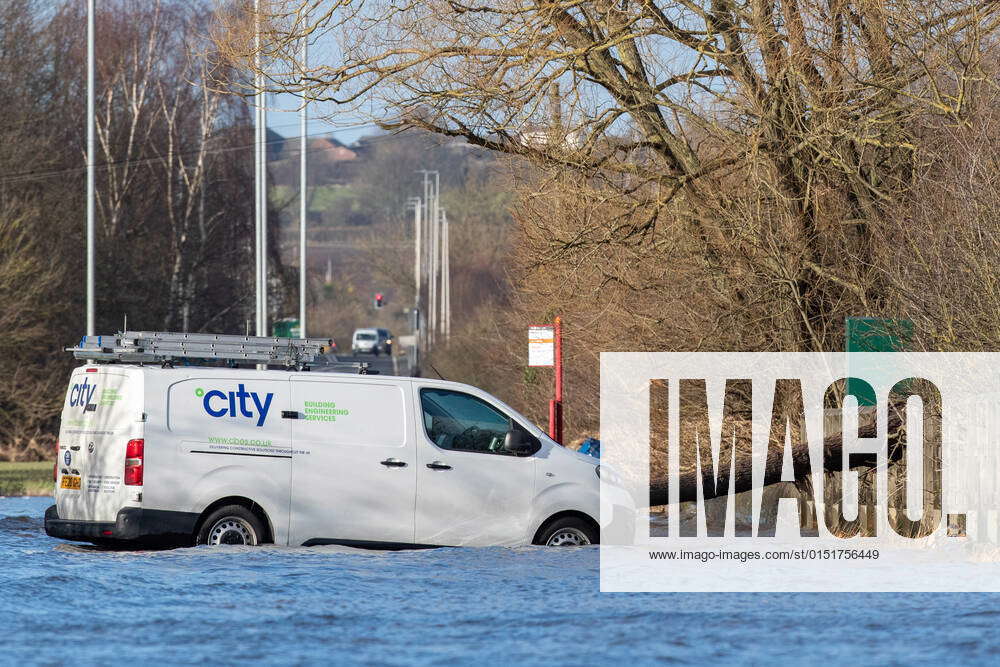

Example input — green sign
[273,318,302,339]
[845,317,913,406]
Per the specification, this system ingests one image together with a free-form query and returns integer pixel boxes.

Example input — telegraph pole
[429,201,437,346]
[442,209,450,342]
[298,32,307,337]
[421,172,430,344]
[86,0,95,336]
[417,170,438,346]
[432,172,441,342]
[408,196,423,373]
[410,197,422,316]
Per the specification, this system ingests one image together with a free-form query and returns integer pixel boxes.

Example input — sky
[264,93,380,146]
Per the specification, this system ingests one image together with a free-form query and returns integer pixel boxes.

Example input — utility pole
[428,176,437,347]
[429,211,437,347]
[298,31,307,338]
[420,172,429,344]
[432,172,440,344]
[409,196,422,316]
[417,170,438,346]
[442,209,450,342]
[86,0,95,336]
[407,196,422,373]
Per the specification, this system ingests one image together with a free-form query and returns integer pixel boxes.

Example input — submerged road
[6,496,996,665]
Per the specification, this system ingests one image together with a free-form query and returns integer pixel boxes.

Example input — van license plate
[60,476,81,490]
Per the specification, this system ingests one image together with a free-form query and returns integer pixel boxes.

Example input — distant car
[352,328,392,356]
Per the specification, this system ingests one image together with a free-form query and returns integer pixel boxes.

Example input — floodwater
[2,496,999,665]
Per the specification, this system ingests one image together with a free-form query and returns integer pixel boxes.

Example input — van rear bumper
[44,505,199,544]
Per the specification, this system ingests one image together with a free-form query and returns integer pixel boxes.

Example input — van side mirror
[503,422,540,456]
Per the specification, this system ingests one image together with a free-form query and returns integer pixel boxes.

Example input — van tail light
[53,441,59,481]
[124,439,144,486]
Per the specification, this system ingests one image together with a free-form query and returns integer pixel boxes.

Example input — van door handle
[380,458,407,468]
[426,461,452,470]
[281,411,300,419]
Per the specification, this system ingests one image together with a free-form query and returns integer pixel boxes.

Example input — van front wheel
[537,517,598,546]
[197,505,265,546]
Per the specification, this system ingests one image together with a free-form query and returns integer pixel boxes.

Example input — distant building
[517,125,585,151]
[308,137,357,162]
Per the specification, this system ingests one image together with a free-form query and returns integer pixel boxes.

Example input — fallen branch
[648,414,903,506]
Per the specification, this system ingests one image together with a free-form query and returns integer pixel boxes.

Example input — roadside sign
[273,318,301,339]
[845,317,913,406]
[528,326,555,367]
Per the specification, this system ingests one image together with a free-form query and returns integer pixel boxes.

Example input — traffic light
[374,292,384,308]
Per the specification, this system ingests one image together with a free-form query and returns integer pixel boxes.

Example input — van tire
[536,517,598,546]
[197,505,266,546]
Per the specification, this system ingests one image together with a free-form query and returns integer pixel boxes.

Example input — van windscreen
[355,333,376,341]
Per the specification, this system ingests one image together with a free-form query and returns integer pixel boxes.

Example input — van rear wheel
[537,517,598,546]
[197,505,265,546]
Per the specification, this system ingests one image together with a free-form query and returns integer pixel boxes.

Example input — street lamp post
[86,0,95,336]
[254,0,268,338]
[299,32,308,337]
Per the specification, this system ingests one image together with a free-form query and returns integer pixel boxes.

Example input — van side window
[419,389,515,455]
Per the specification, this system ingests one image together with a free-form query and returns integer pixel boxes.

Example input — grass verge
[0,461,53,496]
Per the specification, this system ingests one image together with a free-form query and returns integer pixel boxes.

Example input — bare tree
[218,0,1000,352]
[214,2,996,511]
[156,8,229,332]
[92,1,164,240]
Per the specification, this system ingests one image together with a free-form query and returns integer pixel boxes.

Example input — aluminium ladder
[67,331,334,369]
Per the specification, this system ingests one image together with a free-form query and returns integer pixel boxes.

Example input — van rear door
[56,367,143,522]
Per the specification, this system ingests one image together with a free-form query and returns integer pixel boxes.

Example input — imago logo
[599,352,1000,592]
[646,376,946,539]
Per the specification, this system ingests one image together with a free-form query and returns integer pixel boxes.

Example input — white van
[351,328,390,356]
[45,364,604,548]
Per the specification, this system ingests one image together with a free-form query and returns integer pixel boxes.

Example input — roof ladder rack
[67,331,334,369]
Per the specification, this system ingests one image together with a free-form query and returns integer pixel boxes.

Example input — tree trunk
[648,416,900,506]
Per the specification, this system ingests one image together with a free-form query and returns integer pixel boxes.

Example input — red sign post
[548,316,563,444]
[528,318,564,444]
